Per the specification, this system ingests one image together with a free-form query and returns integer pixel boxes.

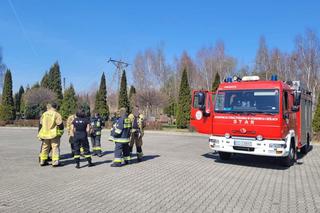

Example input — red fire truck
[190,75,312,166]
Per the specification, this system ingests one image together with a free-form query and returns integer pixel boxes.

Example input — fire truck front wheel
[218,152,232,160]
[281,140,296,167]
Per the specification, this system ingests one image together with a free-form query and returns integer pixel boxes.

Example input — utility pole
[107,58,129,106]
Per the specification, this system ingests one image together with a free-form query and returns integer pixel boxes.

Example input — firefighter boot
[40,160,48,166]
[87,157,95,167]
[75,158,80,169]
[97,150,103,157]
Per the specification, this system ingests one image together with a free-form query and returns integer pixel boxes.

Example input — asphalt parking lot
[0,128,320,213]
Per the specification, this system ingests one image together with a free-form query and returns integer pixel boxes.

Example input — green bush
[0,104,15,121]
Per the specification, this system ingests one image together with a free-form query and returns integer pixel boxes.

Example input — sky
[0,0,319,92]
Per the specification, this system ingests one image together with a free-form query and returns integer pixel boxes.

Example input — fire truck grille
[233,146,255,152]
[232,130,256,135]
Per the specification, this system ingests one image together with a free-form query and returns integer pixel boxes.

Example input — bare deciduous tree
[254,36,270,79]
[294,29,320,105]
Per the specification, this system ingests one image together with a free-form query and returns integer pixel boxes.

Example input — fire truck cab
[190,75,312,167]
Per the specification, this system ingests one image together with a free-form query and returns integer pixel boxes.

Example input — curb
[0,126,207,137]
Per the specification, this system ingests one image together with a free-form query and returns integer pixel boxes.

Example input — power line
[107,58,130,107]
[107,58,130,92]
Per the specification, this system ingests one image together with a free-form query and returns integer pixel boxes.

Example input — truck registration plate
[234,140,252,147]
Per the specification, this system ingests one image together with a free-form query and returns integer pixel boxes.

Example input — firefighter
[90,112,104,157]
[66,114,76,157]
[128,106,145,162]
[110,108,132,167]
[38,103,64,167]
[71,109,94,169]
[109,111,120,142]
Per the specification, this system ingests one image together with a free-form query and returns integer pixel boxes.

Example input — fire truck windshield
[214,89,279,114]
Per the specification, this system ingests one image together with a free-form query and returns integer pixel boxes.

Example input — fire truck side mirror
[197,92,205,108]
[293,90,301,107]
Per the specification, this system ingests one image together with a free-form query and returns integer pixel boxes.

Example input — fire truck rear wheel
[218,152,231,160]
[281,140,296,167]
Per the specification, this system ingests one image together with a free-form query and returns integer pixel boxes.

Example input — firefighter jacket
[109,115,132,143]
[90,116,104,136]
[38,109,64,140]
[66,114,76,136]
[128,113,145,136]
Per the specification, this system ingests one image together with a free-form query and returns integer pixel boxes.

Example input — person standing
[38,103,64,167]
[110,108,132,167]
[71,109,94,169]
[90,112,104,157]
[66,114,76,157]
[128,106,145,162]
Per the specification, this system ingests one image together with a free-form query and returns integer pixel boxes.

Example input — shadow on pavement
[59,150,114,160]
[130,154,160,164]
[60,158,112,167]
[60,153,73,160]
[202,146,313,170]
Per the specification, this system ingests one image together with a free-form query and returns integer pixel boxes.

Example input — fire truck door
[190,91,214,134]
[282,91,290,135]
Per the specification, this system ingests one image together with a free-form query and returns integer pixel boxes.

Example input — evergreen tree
[313,95,320,133]
[94,72,109,120]
[41,71,50,88]
[164,96,176,117]
[128,85,136,111]
[48,62,63,101]
[0,69,15,120]
[14,86,24,118]
[211,72,221,92]
[118,70,130,112]
[129,85,136,99]
[176,68,191,128]
[79,100,91,118]
[60,85,77,119]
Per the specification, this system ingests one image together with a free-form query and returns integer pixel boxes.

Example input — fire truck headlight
[256,135,263,141]
[225,133,231,139]
[269,143,286,149]
[209,138,219,144]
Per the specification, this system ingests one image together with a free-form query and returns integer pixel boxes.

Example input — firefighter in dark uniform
[110,108,132,167]
[71,109,94,169]
[90,112,104,157]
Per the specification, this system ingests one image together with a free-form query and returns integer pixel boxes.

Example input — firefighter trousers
[129,133,143,159]
[73,136,91,159]
[90,135,102,154]
[40,137,60,164]
[69,136,76,156]
[113,142,131,163]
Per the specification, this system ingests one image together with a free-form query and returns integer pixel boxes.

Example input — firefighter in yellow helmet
[38,103,64,167]
[66,113,76,157]
[128,106,145,162]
